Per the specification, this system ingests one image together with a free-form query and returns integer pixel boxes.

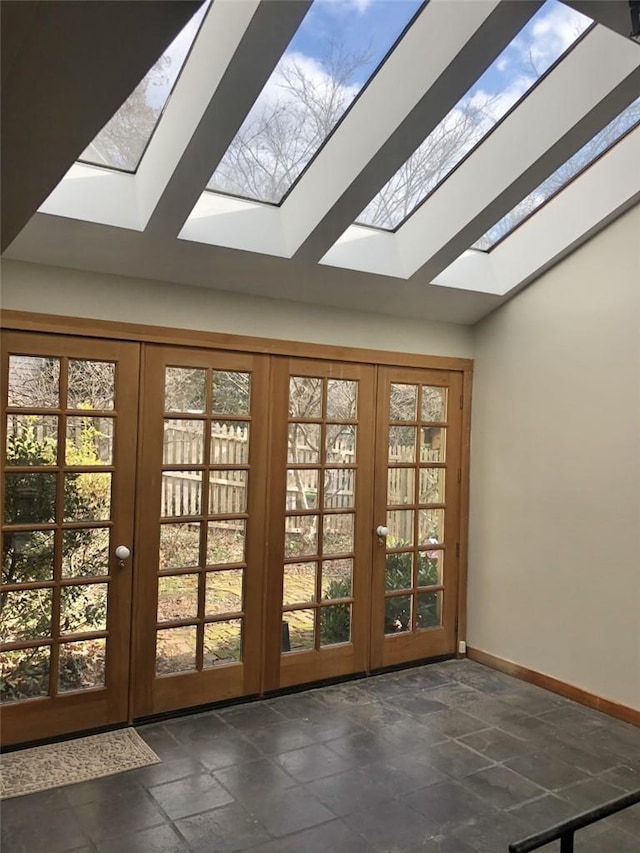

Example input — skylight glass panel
[472,97,640,251]
[207,0,424,204]
[78,2,210,172]
[356,0,591,230]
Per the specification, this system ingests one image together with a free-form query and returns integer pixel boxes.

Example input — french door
[264,358,376,690]
[1,331,468,743]
[371,367,463,669]
[0,332,139,745]
[132,347,270,717]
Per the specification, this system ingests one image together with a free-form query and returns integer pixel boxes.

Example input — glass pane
[161,471,202,517]
[212,371,251,415]
[321,558,352,600]
[322,513,354,555]
[289,377,322,418]
[203,620,242,667]
[58,638,106,692]
[283,609,315,653]
[165,367,206,413]
[474,96,640,250]
[285,515,318,558]
[421,427,446,463]
[211,421,250,464]
[387,467,415,506]
[60,583,108,634]
[387,509,414,547]
[283,562,317,606]
[157,574,199,622]
[207,520,246,565]
[326,380,358,420]
[417,550,443,588]
[62,528,110,578]
[320,604,351,647]
[0,587,53,644]
[156,626,197,675]
[64,472,111,522]
[326,424,356,464]
[8,355,60,408]
[385,552,412,591]
[205,569,243,616]
[66,417,113,465]
[209,470,247,515]
[358,1,592,229]
[418,508,445,545]
[389,426,416,463]
[4,473,57,524]
[417,591,442,630]
[390,384,417,421]
[208,1,422,202]
[385,595,412,635]
[6,415,58,465]
[67,360,115,410]
[79,2,210,170]
[287,469,319,511]
[288,423,320,463]
[324,468,355,510]
[164,419,205,465]
[421,387,447,423]
[160,522,201,569]
[419,467,445,505]
[2,530,55,584]
[0,646,50,703]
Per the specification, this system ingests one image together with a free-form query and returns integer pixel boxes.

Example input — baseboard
[466,647,639,727]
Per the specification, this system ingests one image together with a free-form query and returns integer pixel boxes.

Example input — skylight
[206,0,424,204]
[356,0,592,230]
[78,2,210,172]
[472,96,640,251]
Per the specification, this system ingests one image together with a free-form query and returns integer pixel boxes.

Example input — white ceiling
[2,0,639,326]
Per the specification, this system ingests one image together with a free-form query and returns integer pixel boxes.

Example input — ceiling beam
[143,0,311,237]
[286,0,543,264]
[1,0,202,251]
[400,26,640,281]
[432,126,640,297]
[563,1,638,39]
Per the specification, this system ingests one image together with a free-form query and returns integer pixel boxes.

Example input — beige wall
[0,260,473,359]
[469,204,640,709]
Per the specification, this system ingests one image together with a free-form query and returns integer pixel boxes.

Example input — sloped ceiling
[2,0,639,325]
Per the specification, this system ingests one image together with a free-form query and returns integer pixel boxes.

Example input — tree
[210,43,369,203]
[80,55,171,170]
[359,95,499,229]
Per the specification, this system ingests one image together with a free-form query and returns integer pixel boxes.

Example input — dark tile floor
[2,659,639,852]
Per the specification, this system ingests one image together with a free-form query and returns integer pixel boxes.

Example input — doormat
[0,728,160,799]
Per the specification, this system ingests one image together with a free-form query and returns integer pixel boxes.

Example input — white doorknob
[376,526,389,538]
[115,545,131,562]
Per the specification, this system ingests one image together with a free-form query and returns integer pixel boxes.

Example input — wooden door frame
[2,311,473,701]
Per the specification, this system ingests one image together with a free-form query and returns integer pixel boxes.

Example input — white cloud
[515,2,591,73]
[320,0,373,13]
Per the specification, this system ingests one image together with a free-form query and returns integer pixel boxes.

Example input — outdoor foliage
[384,539,440,634]
[1,418,110,702]
[320,577,351,645]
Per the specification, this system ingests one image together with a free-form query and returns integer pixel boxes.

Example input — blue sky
[292,0,424,85]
